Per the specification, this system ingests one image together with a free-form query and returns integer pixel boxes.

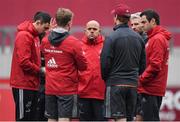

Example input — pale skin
[85,20,101,42]
[130,17,144,34]
[33,20,50,34]
[141,15,157,32]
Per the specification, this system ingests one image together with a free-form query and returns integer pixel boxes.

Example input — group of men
[10,3,171,122]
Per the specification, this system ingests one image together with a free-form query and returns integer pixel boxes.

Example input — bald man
[78,20,106,121]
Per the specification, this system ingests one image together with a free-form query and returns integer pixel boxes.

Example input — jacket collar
[113,24,129,31]
[17,21,39,37]
[82,35,104,45]
[147,25,171,41]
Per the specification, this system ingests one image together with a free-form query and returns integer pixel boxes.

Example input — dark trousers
[79,98,106,121]
[138,93,162,121]
[34,84,48,121]
[12,88,38,121]
[104,86,137,121]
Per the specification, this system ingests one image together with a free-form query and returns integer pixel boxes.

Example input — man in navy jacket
[100,4,146,121]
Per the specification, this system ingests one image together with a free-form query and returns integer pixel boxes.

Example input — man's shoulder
[41,36,49,44]
[66,35,78,41]
[17,30,33,39]
[150,33,166,43]
[109,27,130,37]
[65,35,81,45]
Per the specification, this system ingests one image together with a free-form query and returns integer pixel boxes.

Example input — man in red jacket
[10,12,51,121]
[41,8,87,122]
[136,9,171,121]
[78,20,106,121]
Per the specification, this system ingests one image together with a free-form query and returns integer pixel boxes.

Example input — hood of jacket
[17,21,39,36]
[82,35,104,45]
[48,27,69,45]
[147,25,171,41]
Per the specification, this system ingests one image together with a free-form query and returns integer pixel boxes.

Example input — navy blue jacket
[100,24,146,86]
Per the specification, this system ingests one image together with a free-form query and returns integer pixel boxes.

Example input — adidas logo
[47,57,58,68]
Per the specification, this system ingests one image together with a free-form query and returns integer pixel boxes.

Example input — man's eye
[141,21,146,24]
[134,23,139,25]
[88,28,97,31]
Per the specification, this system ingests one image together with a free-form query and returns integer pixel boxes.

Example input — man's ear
[68,20,73,27]
[151,18,156,25]
[115,14,118,20]
[35,20,41,25]
[66,21,72,31]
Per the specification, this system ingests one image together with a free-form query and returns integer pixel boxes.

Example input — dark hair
[116,16,130,24]
[56,8,73,27]
[140,9,160,25]
[33,11,51,24]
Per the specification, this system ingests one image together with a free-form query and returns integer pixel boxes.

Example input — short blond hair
[130,12,141,20]
[56,8,74,27]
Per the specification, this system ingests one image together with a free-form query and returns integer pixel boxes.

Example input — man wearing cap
[100,4,146,121]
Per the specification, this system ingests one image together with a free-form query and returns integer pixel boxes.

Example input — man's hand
[49,18,57,30]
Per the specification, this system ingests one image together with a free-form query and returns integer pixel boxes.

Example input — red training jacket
[138,26,171,96]
[10,21,41,90]
[78,35,105,100]
[41,30,87,95]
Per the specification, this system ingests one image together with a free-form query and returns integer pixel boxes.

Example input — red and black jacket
[78,35,105,100]
[138,26,171,96]
[10,21,41,90]
[41,28,87,95]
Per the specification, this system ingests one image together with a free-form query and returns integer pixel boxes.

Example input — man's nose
[90,30,94,33]
[132,26,135,30]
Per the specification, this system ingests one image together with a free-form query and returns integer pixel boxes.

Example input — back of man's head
[33,11,51,24]
[111,4,131,24]
[140,9,160,25]
[56,8,74,27]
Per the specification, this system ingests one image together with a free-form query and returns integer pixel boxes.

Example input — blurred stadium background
[0,0,180,121]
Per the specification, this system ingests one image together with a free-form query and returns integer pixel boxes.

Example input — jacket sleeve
[139,37,164,84]
[16,33,40,74]
[73,41,87,71]
[100,36,113,81]
[139,40,146,75]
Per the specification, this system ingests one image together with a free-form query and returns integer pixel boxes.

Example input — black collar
[113,24,129,31]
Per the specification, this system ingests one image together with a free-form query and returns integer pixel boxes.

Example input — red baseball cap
[111,4,131,17]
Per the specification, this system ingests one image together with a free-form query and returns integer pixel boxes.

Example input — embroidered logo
[47,57,58,68]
